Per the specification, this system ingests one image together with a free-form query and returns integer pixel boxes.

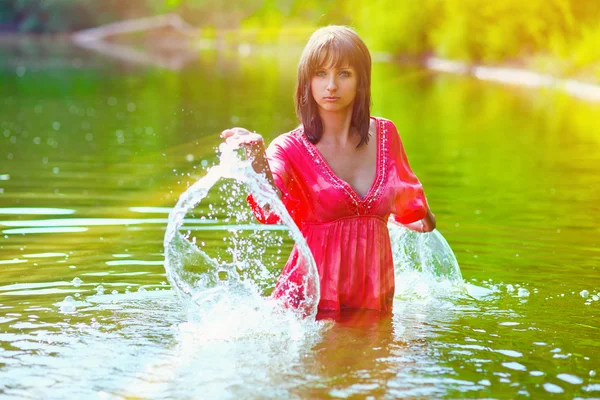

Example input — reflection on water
[1,42,599,398]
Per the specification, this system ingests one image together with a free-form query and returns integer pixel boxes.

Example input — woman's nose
[326,77,337,92]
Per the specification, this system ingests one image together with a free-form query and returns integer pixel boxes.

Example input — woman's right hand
[220,127,270,176]
[220,127,264,152]
[220,127,282,199]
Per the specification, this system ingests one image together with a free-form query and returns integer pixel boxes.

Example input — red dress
[248,117,428,312]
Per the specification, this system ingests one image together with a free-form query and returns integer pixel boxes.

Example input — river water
[0,41,599,399]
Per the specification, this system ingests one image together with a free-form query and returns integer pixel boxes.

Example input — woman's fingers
[220,127,255,139]
[222,127,251,136]
[225,136,261,148]
[221,127,263,147]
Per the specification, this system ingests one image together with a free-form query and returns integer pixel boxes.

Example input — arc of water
[388,221,465,300]
[163,143,320,318]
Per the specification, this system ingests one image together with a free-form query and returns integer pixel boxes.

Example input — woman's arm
[221,127,282,198]
[402,209,436,232]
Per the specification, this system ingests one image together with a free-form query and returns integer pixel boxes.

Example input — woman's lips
[324,97,340,101]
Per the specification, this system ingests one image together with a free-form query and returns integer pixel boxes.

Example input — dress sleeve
[246,140,300,224]
[388,121,429,224]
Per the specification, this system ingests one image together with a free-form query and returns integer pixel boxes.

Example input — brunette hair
[295,25,372,147]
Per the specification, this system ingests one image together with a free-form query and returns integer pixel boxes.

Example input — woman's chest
[292,155,399,219]
[315,141,378,199]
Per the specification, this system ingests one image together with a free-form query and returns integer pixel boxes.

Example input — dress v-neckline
[303,116,382,203]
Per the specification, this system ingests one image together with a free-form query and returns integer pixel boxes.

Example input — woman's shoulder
[371,115,397,130]
[268,126,306,149]
[266,126,305,158]
[371,116,403,151]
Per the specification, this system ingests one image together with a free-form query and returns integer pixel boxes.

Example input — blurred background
[2,0,600,74]
[1,0,600,80]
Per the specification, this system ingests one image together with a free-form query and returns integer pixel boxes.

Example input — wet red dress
[248,117,428,312]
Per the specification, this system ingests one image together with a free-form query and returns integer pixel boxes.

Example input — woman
[221,25,436,313]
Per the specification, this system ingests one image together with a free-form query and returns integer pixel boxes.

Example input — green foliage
[343,0,600,77]
[346,0,438,55]
[345,0,599,64]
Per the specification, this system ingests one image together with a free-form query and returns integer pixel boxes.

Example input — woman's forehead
[316,52,352,69]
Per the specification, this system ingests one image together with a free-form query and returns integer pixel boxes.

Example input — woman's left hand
[403,210,436,232]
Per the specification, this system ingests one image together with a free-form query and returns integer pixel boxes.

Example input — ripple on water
[543,382,564,393]
[495,349,523,358]
[498,321,520,326]
[0,207,75,215]
[583,384,600,392]
[556,373,583,385]
[502,362,527,371]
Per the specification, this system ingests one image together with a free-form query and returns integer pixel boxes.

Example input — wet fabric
[248,117,428,311]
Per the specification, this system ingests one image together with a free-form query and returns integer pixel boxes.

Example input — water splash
[389,222,465,300]
[164,140,465,327]
[163,142,319,319]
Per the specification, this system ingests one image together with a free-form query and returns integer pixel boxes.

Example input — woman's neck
[318,109,355,147]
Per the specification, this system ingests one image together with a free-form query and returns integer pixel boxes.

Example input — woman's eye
[316,70,326,77]
[339,71,350,77]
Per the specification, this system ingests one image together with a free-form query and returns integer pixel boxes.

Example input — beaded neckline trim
[294,117,389,214]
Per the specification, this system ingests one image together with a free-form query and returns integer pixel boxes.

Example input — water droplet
[95,285,105,295]
[59,296,76,313]
[517,288,530,297]
[71,277,82,287]
[52,122,61,131]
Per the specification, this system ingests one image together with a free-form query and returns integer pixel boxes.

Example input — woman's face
[310,63,358,114]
